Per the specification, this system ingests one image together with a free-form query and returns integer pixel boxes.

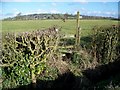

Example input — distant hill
[3,13,118,21]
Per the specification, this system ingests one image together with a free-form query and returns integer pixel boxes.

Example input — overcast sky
[0,0,119,19]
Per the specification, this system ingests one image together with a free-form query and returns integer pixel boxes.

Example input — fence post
[75,11,80,51]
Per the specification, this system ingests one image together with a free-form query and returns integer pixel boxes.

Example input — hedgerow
[1,27,60,89]
[92,25,119,64]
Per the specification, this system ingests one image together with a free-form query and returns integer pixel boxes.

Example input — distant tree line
[3,13,118,21]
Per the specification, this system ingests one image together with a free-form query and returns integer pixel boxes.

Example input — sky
[0,0,119,19]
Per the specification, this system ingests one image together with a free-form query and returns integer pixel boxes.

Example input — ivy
[1,27,60,89]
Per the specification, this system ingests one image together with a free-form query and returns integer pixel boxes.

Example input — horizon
[0,2,119,19]
[2,13,118,20]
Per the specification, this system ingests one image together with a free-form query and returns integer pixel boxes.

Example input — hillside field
[2,19,118,37]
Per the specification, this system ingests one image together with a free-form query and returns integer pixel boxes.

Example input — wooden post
[75,11,80,51]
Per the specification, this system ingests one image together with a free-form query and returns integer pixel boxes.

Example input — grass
[1,19,120,89]
[1,19,119,53]
[1,19,119,57]
[2,19,118,37]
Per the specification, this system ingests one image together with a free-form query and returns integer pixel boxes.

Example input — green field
[1,19,120,89]
[2,19,118,37]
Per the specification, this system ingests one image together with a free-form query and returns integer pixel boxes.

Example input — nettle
[92,25,119,64]
[2,27,60,89]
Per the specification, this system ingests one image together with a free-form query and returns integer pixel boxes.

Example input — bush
[92,25,119,64]
[1,27,60,89]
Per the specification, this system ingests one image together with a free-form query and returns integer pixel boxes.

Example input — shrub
[92,25,119,64]
[1,27,60,89]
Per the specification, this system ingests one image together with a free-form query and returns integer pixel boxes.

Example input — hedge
[1,27,60,89]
